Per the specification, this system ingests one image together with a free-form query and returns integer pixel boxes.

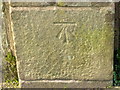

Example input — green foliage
[57,0,65,7]
[57,2,64,7]
[4,52,19,88]
[106,85,113,88]
[116,49,120,64]
[114,49,120,86]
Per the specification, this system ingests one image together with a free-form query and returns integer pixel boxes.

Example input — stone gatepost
[6,2,115,88]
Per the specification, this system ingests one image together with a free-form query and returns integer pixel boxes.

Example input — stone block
[10,5,114,88]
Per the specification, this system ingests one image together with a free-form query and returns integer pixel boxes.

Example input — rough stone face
[11,2,56,7]
[11,6,114,82]
[11,2,92,7]
[11,2,112,7]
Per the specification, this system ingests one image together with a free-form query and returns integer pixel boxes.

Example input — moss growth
[3,52,19,88]
[113,49,120,86]
[57,0,65,7]
[106,85,113,88]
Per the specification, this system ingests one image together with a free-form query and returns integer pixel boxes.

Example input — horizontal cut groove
[11,6,92,11]
[11,6,110,8]
[21,79,113,82]
[11,6,112,11]
[53,22,76,25]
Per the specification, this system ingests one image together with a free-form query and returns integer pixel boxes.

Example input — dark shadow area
[113,2,120,86]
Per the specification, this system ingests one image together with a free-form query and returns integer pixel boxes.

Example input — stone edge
[11,2,113,7]
[20,80,113,88]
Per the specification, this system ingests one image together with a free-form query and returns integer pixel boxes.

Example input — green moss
[73,24,113,56]
[3,52,19,88]
[114,49,120,86]
[57,0,65,7]
[106,85,113,88]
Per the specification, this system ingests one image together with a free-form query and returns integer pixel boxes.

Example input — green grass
[113,49,120,86]
[3,52,19,88]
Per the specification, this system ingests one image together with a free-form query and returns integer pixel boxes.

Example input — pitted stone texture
[56,2,112,7]
[11,7,114,81]
[11,2,113,7]
[11,2,56,7]
[57,2,91,7]
[11,2,91,7]
[91,2,113,7]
